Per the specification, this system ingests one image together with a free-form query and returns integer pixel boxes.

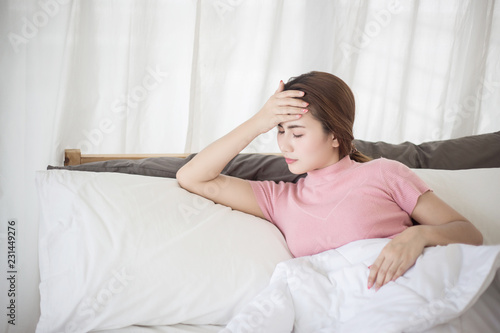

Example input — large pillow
[48,132,500,182]
[35,170,292,332]
[35,166,500,332]
[412,168,500,245]
[356,131,500,170]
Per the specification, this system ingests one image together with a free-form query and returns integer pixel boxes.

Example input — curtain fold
[0,1,499,331]
[4,0,497,158]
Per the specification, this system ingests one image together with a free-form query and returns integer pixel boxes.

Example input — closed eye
[277,128,303,138]
[277,124,304,138]
[277,131,303,138]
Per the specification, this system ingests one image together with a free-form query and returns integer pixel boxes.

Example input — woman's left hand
[367,226,426,290]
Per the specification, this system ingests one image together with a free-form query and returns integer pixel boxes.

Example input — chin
[287,164,307,175]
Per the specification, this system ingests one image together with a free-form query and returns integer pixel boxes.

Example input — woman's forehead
[280,112,318,128]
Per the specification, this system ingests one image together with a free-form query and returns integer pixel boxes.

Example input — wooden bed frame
[64,149,191,166]
[64,149,282,166]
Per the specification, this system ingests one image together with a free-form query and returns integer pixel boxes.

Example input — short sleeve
[379,159,432,215]
[248,180,281,223]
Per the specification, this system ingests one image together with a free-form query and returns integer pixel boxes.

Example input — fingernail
[296,114,302,118]
[302,109,308,113]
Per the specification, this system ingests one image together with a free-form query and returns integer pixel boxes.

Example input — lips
[285,158,298,164]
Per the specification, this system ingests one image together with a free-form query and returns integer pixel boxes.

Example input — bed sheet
[422,278,500,333]
[456,275,500,333]
[93,276,500,333]
[94,324,224,333]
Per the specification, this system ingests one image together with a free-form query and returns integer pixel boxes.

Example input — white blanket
[222,239,500,333]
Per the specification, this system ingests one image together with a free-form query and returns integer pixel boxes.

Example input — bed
[32,132,500,332]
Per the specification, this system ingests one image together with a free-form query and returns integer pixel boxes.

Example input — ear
[331,134,340,148]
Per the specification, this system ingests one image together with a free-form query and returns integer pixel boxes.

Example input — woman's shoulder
[355,156,395,171]
[358,157,416,181]
[366,158,427,189]
[365,157,411,170]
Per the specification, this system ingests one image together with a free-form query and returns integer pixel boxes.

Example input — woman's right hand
[252,80,309,133]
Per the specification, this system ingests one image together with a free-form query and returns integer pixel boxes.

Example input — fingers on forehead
[282,89,305,97]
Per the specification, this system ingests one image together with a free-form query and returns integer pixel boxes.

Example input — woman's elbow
[466,221,483,245]
[473,227,484,246]
[176,166,191,190]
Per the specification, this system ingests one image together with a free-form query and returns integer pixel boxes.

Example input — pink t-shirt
[249,156,431,257]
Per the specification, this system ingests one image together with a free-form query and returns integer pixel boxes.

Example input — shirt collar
[304,155,355,185]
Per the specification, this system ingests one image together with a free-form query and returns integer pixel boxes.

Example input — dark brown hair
[284,71,371,163]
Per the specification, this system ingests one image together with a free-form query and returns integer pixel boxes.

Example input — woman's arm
[177,119,266,218]
[409,191,483,246]
[176,81,308,218]
[367,191,483,290]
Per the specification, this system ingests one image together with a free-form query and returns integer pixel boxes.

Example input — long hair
[284,71,371,163]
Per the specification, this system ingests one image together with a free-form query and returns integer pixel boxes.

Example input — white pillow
[35,170,292,332]
[412,168,500,245]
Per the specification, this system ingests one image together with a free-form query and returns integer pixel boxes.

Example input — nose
[278,136,293,153]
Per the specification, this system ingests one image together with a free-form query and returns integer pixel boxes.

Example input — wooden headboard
[64,149,190,166]
[64,149,282,166]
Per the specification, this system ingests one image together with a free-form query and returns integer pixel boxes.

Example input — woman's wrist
[403,225,429,248]
[409,221,483,248]
[248,112,276,135]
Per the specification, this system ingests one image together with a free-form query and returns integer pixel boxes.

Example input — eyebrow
[277,124,306,129]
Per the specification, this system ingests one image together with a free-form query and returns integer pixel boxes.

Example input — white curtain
[1,0,499,331]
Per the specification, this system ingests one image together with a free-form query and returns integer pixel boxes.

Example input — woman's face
[277,112,340,174]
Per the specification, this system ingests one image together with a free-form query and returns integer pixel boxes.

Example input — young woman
[176,71,483,291]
